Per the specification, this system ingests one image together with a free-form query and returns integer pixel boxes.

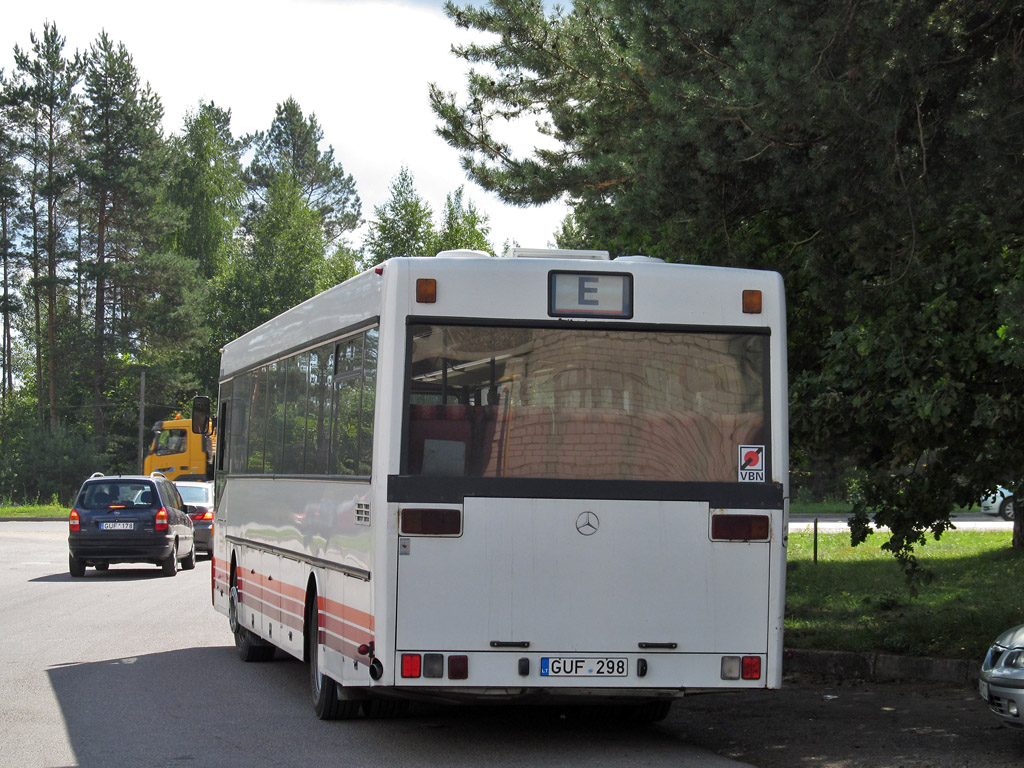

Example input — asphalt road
[0,523,750,768]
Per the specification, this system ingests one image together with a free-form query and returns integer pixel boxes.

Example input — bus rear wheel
[307,590,360,720]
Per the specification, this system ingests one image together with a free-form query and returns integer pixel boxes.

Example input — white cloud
[2,0,568,251]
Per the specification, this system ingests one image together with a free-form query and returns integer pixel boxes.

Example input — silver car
[980,487,1015,521]
[174,480,215,555]
[979,623,1024,728]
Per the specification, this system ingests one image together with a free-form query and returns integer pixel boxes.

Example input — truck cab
[143,414,215,482]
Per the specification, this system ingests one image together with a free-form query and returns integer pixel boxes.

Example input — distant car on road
[980,487,1015,521]
[68,473,196,577]
[174,480,214,556]
[980,623,1024,728]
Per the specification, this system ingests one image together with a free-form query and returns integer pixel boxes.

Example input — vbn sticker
[738,445,765,482]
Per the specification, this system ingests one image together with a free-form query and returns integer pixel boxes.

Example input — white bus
[198,248,788,721]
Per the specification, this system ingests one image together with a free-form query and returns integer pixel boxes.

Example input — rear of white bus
[382,253,787,714]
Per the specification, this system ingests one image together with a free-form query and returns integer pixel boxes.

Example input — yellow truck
[143,414,216,482]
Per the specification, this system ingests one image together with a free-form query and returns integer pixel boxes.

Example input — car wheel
[1000,497,1015,521]
[69,554,85,578]
[94,563,109,571]
[229,585,274,662]
[181,543,196,571]
[161,545,178,577]
[307,589,360,720]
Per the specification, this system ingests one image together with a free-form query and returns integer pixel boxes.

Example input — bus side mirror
[192,396,212,435]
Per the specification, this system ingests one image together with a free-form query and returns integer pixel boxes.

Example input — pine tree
[78,31,164,446]
[432,0,1024,569]
[364,167,435,263]
[429,186,493,255]
[245,97,361,246]
[13,22,82,429]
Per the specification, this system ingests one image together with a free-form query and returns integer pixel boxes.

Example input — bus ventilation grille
[356,502,371,526]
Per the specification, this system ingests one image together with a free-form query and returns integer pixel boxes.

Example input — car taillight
[69,509,80,532]
[155,508,169,531]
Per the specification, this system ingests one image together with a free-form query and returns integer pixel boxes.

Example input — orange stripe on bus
[319,594,375,633]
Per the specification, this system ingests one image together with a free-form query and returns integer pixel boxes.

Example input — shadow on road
[46,649,739,768]
[32,567,171,583]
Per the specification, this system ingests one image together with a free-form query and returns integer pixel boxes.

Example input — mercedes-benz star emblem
[575,511,599,536]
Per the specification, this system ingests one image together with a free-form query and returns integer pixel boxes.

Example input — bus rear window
[404,324,769,483]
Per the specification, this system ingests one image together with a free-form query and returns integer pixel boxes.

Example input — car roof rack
[149,471,167,479]
[89,472,105,479]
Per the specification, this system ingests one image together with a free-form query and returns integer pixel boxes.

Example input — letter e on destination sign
[548,271,633,318]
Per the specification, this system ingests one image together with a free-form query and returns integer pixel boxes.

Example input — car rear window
[79,481,156,509]
[176,486,211,505]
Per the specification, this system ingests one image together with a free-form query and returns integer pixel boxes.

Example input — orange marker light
[416,278,437,303]
[742,290,762,314]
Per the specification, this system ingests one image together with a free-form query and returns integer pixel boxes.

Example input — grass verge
[787,529,1024,660]
[0,504,68,518]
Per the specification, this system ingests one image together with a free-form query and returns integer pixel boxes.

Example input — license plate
[100,521,134,530]
[979,680,990,700]
[540,657,628,677]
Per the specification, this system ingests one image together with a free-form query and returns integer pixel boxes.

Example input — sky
[1,0,569,253]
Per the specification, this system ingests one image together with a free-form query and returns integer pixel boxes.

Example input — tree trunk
[1013,497,1024,549]
[1,204,10,407]
[93,192,107,444]
[47,163,58,431]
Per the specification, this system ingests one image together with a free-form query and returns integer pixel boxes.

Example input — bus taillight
[742,656,762,680]
[711,514,770,541]
[448,655,469,680]
[401,654,422,678]
[69,509,80,532]
[400,508,461,536]
[155,508,169,532]
[722,655,762,680]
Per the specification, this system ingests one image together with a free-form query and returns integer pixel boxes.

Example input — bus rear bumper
[385,649,778,701]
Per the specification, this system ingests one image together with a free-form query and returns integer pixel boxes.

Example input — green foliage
[214,173,327,342]
[433,0,1024,574]
[167,101,244,279]
[430,186,494,255]
[365,168,495,264]
[0,25,394,502]
[244,97,361,244]
[0,398,105,504]
[364,166,436,263]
